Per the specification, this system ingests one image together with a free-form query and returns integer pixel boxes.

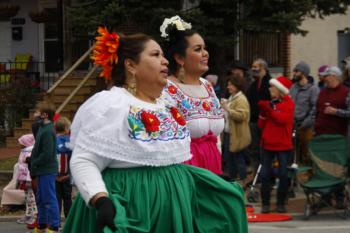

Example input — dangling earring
[126,73,137,95]
[178,65,185,83]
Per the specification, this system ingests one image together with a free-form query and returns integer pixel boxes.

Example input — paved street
[249,213,350,233]
[0,221,28,233]
[0,219,65,233]
[1,214,350,233]
[0,174,348,233]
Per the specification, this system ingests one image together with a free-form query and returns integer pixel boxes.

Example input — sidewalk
[248,188,307,215]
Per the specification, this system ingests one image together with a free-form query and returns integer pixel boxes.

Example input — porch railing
[0,61,58,90]
[46,45,95,95]
[1,44,99,144]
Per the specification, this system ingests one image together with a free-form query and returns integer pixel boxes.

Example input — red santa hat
[269,76,293,95]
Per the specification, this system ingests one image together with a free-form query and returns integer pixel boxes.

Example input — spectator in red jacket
[258,76,294,214]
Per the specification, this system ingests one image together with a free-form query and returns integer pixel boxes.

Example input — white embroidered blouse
[162,78,225,139]
[70,86,191,203]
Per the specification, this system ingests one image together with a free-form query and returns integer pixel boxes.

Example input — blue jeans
[228,150,247,180]
[260,150,291,206]
[37,174,60,229]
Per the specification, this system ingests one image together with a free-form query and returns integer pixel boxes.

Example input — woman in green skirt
[63,27,247,233]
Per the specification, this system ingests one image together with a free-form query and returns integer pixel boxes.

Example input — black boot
[261,205,270,213]
[277,189,288,204]
[276,205,287,213]
[277,190,288,212]
[261,184,271,209]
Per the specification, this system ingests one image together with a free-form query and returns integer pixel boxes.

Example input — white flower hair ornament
[160,15,192,40]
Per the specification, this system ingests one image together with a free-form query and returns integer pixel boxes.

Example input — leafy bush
[0,76,36,144]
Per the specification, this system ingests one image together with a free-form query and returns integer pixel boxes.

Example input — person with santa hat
[257,76,294,214]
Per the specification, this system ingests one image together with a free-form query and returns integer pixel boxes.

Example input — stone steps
[5,73,100,148]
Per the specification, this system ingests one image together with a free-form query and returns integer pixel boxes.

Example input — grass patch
[0,205,25,216]
[0,157,18,170]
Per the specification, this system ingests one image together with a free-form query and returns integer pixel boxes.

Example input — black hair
[111,33,153,87]
[162,27,198,75]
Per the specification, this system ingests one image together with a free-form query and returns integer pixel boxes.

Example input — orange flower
[141,111,160,132]
[170,107,186,126]
[91,26,120,81]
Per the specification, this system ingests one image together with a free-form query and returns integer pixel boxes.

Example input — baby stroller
[297,134,350,220]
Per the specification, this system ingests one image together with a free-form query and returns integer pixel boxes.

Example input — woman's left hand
[220,99,229,111]
[95,196,117,233]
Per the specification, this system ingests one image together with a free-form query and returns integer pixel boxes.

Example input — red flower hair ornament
[91,26,120,81]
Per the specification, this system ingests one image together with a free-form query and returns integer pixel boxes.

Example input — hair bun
[160,15,192,40]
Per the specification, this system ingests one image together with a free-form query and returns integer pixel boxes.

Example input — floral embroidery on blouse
[165,80,223,121]
[128,105,189,142]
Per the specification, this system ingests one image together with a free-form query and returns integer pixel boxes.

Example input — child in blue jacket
[55,117,73,219]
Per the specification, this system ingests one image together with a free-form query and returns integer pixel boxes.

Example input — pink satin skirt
[184,131,222,174]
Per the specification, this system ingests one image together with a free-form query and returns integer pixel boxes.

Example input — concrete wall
[291,8,350,79]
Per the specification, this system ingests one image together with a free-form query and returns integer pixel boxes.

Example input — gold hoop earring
[178,65,185,83]
[126,73,137,95]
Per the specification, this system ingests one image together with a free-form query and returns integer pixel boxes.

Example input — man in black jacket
[247,58,271,172]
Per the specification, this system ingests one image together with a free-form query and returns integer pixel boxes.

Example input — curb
[0,215,67,222]
[0,215,22,222]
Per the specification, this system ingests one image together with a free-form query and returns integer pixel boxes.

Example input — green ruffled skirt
[63,164,247,233]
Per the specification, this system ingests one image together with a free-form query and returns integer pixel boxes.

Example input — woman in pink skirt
[161,16,224,174]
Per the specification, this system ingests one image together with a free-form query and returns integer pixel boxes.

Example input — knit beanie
[18,134,35,147]
[293,61,310,76]
[318,65,330,76]
[269,76,293,95]
[322,66,342,77]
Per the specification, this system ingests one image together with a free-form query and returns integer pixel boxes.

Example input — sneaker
[25,217,36,225]
[17,216,31,224]
[47,229,59,233]
[276,205,287,213]
[29,228,46,233]
[261,205,270,213]
[26,218,38,229]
